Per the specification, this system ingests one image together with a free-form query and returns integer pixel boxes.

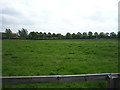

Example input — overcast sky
[0,0,119,34]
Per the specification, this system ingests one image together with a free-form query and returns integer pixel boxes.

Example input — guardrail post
[108,74,119,90]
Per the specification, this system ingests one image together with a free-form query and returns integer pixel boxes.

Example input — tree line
[1,28,120,40]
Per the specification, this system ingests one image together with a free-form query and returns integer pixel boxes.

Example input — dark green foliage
[18,28,28,39]
[104,32,109,39]
[56,33,63,39]
[66,32,72,39]
[2,28,118,39]
[52,33,56,39]
[88,31,93,38]
[82,32,87,39]
[77,32,82,39]
[28,32,38,39]
[99,32,105,38]
[39,32,43,39]
[47,32,52,39]
[110,32,117,39]
[94,32,98,39]
[5,29,12,39]
[72,33,77,39]
[118,31,120,39]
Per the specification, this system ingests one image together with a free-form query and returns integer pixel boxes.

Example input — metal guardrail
[0,73,120,89]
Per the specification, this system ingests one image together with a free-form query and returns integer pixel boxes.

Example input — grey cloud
[1,7,35,25]
[88,11,105,22]
[1,0,118,34]
[2,7,56,26]
[2,14,35,25]
[2,8,22,16]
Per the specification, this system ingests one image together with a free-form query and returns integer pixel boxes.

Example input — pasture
[2,39,118,88]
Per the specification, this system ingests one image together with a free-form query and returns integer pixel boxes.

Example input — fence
[0,73,120,89]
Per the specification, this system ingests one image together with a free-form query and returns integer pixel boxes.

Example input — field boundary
[1,73,120,89]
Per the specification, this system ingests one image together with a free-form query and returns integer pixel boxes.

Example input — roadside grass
[2,39,118,88]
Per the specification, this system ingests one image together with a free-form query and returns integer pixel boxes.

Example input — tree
[43,32,47,39]
[104,32,109,39]
[35,32,39,39]
[117,31,120,39]
[72,33,77,39]
[18,28,28,39]
[110,32,117,39]
[88,31,93,39]
[38,32,43,39]
[82,32,87,39]
[28,32,36,39]
[94,32,98,39]
[52,33,56,39]
[99,32,105,39]
[5,28,12,39]
[47,32,52,39]
[66,32,72,39]
[77,32,82,39]
[56,33,63,39]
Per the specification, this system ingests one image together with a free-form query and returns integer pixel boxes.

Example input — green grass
[2,39,118,88]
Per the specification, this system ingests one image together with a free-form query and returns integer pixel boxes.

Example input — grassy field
[2,39,118,88]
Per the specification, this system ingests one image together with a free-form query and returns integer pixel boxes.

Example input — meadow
[2,39,118,88]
